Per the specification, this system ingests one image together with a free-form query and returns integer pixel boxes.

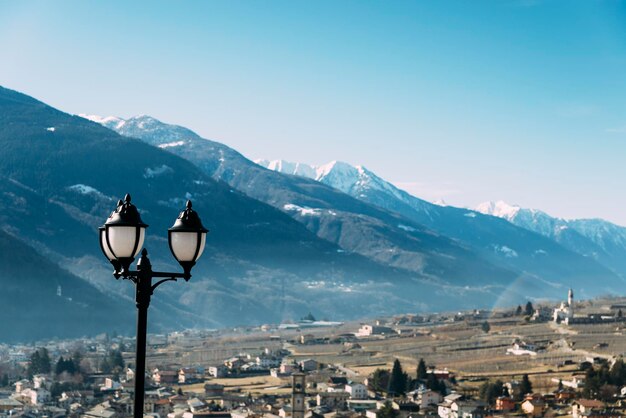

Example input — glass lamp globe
[168,200,208,277]
[101,194,148,271]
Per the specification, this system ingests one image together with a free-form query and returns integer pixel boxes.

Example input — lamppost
[99,194,208,418]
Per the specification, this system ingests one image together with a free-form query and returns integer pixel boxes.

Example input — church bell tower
[292,373,306,418]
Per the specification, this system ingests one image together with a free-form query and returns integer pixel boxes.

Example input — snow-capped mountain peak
[314,161,362,193]
[475,200,522,220]
[79,113,200,147]
[256,159,382,195]
[256,158,433,215]
[78,114,126,130]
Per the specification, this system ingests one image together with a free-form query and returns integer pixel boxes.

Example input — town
[3,290,626,418]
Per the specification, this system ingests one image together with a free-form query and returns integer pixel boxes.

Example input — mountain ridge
[476,200,626,275]
[0,86,454,335]
[83,113,625,303]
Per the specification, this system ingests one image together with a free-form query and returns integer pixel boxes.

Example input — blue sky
[1,1,626,223]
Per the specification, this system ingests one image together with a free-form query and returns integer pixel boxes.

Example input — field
[146,298,626,396]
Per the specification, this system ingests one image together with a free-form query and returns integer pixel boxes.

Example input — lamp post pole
[134,252,152,418]
[99,195,208,418]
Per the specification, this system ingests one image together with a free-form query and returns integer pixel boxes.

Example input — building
[438,398,486,418]
[554,388,576,403]
[357,325,395,337]
[280,362,299,375]
[126,368,135,382]
[415,389,442,408]
[16,388,51,406]
[298,359,318,372]
[208,365,228,378]
[506,341,537,356]
[554,288,574,324]
[0,398,23,415]
[152,369,179,385]
[521,395,545,418]
[495,396,515,412]
[179,367,203,384]
[572,399,605,418]
[317,392,350,410]
[551,375,585,389]
[292,373,306,418]
[345,383,368,400]
[256,356,282,369]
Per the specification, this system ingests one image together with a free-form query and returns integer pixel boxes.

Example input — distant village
[3,290,626,418]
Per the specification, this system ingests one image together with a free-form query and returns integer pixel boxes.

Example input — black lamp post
[99,194,208,418]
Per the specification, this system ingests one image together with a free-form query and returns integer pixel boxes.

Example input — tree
[100,349,124,374]
[619,309,623,318]
[378,401,399,418]
[515,305,523,316]
[610,358,626,387]
[111,350,124,370]
[28,348,51,377]
[100,358,111,374]
[599,384,618,401]
[370,368,390,393]
[72,351,84,375]
[301,312,316,321]
[525,301,534,316]
[388,359,408,396]
[479,380,504,405]
[520,374,533,396]
[416,358,428,380]
[56,357,75,375]
[481,321,491,333]
[1,374,8,387]
[425,373,446,394]
[557,379,563,391]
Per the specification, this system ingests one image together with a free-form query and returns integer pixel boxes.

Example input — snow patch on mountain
[158,140,186,148]
[144,165,173,178]
[79,114,126,130]
[492,245,518,258]
[67,184,113,201]
[283,203,322,216]
[398,224,416,232]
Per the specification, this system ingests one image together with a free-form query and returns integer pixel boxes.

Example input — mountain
[257,159,626,297]
[86,114,624,303]
[0,87,465,337]
[80,116,521,292]
[476,201,626,275]
[0,228,132,342]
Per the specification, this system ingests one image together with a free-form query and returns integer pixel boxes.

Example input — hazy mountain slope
[83,115,519,289]
[256,159,625,297]
[0,228,132,342]
[0,86,462,332]
[88,114,624,302]
[476,201,626,275]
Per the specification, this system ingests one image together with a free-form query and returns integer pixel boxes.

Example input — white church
[553,288,574,324]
